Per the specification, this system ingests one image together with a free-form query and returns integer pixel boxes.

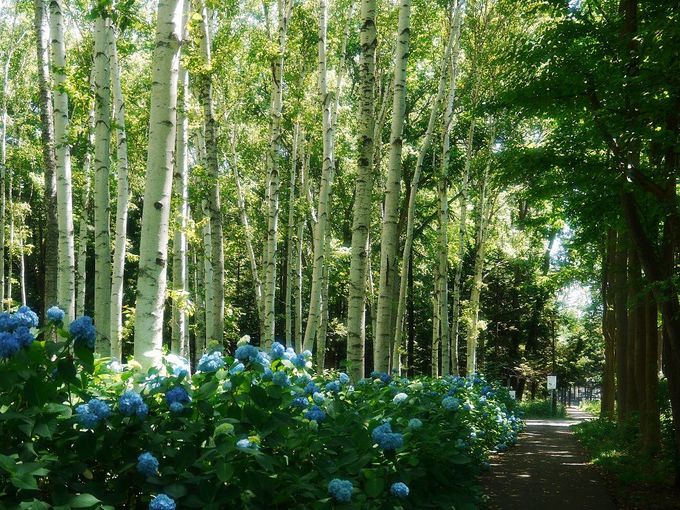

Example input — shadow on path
[481,406,617,510]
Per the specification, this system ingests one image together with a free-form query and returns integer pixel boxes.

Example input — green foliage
[517,398,566,419]
[0,315,523,509]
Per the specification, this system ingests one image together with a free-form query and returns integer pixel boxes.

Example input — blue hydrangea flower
[328,479,353,503]
[46,306,65,323]
[338,372,350,385]
[166,353,190,377]
[270,342,285,360]
[442,396,460,411]
[325,380,340,393]
[229,362,245,375]
[87,398,111,419]
[119,391,147,418]
[283,347,296,360]
[69,316,96,349]
[255,351,271,369]
[302,349,312,359]
[371,422,404,451]
[137,452,159,476]
[13,326,34,348]
[393,392,408,404]
[304,405,326,422]
[304,381,320,395]
[272,371,291,387]
[408,418,423,429]
[290,396,309,409]
[296,374,312,386]
[165,386,191,412]
[223,380,233,391]
[262,368,273,381]
[149,494,175,510]
[291,353,307,369]
[0,331,20,358]
[236,438,258,449]
[16,306,39,328]
[75,404,102,429]
[380,373,392,384]
[235,344,259,364]
[312,392,325,405]
[197,351,225,372]
[390,482,409,498]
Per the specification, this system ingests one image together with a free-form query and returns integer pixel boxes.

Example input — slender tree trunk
[432,288,439,377]
[202,199,215,344]
[197,0,224,345]
[285,123,299,346]
[466,144,493,375]
[374,0,411,373]
[614,227,629,421]
[231,131,265,340]
[171,5,190,358]
[133,0,184,369]
[76,74,95,318]
[110,27,129,361]
[601,228,617,419]
[392,6,461,373]
[34,0,58,313]
[263,0,292,348]
[626,245,641,415]
[346,0,378,381]
[49,0,76,320]
[295,138,308,353]
[641,291,660,452]
[437,41,459,377]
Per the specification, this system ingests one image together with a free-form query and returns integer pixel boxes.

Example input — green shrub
[517,398,567,418]
[0,307,522,509]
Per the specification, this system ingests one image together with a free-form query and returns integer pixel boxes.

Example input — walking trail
[482,406,617,510]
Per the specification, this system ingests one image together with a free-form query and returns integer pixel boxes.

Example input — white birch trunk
[316,231,332,369]
[202,200,215,345]
[285,122,299,345]
[374,0,411,373]
[346,0,378,381]
[294,139,308,353]
[432,289,439,377]
[392,6,461,373]
[49,0,76,321]
[110,27,130,361]
[197,0,224,345]
[133,0,184,370]
[171,2,190,358]
[302,0,334,352]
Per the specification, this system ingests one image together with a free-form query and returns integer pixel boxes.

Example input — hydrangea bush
[0,311,522,509]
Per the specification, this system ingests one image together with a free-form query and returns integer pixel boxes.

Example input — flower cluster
[272,370,290,387]
[119,390,149,419]
[149,494,175,510]
[137,452,159,477]
[197,351,225,373]
[371,421,404,451]
[69,316,97,349]
[304,405,326,422]
[165,386,191,413]
[0,306,39,358]
[75,398,111,429]
[328,479,353,503]
[46,306,65,323]
[390,482,409,498]
[442,396,460,411]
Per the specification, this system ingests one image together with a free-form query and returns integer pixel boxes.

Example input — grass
[517,398,567,418]
[579,399,601,416]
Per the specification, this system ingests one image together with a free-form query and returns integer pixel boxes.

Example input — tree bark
[600,228,617,419]
[614,226,629,421]
[49,0,76,320]
[133,0,184,369]
[34,0,58,314]
[110,26,129,361]
[285,123,299,346]
[346,0,377,381]
[374,0,411,373]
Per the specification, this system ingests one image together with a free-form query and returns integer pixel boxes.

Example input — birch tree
[196,0,224,345]
[285,122,299,345]
[93,11,112,355]
[374,0,411,373]
[346,0,378,381]
[133,0,184,369]
[34,0,58,313]
[110,27,130,361]
[49,0,76,320]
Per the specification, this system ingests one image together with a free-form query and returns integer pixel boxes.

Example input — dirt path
[481,406,617,510]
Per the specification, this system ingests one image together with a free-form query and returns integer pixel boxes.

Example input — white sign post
[509,390,516,400]
[547,375,557,390]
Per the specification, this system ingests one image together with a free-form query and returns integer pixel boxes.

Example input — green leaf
[364,475,385,498]
[0,454,16,474]
[11,472,38,490]
[215,462,233,482]
[74,343,94,373]
[163,483,188,498]
[196,379,219,399]
[68,494,101,508]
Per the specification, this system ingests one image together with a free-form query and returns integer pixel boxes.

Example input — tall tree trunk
[432,287,439,377]
[76,73,95,318]
[171,2,190,358]
[263,0,293,348]
[285,123,299,346]
[197,0,224,345]
[437,40,459,377]
[133,0,184,370]
[374,0,411,373]
[202,199,215,345]
[346,0,378,381]
[294,139,308,353]
[641,291,660,452]
[34,0,58,314]
[393,5,461,373]
[614,227,629,422]
[49,0,76,320]
[626,244,641,415]
[110,27,129,361]
[600,228,617,419]
[316,231,332,368]
[93,13,112,355]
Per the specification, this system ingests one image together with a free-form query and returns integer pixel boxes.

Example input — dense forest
[0,0,678,507]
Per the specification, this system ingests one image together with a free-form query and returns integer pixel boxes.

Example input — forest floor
[481,406,617,510]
